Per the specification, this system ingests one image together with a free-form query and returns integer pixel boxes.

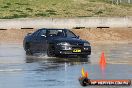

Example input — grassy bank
[0,0,132,19]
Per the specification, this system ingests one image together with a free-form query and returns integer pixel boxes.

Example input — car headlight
[84,43,90,46]
[57,42,70,46]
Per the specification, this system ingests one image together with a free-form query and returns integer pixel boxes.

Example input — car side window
[32,29,46,38]
[66,30,76,38]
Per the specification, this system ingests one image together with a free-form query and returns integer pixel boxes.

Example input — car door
[30,29,47,52]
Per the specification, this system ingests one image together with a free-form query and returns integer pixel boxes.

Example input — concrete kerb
[0,17,131,29]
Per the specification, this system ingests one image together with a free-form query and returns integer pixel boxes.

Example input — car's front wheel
[47,45,55,57]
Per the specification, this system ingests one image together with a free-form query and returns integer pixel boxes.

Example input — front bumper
[54,45,91,55]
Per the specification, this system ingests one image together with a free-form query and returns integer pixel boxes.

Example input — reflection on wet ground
[0,43,132,88]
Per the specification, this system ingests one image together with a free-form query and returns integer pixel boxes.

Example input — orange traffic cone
[85,71,88,78]
[99,51,106,78]
[99,51,106,65]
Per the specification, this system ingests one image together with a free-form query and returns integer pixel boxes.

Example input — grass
[0,0,131,19]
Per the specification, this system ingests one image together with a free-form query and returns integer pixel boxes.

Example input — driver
[57,30,64,37]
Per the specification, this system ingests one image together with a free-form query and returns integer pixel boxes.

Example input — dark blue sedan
[23,28,91,57]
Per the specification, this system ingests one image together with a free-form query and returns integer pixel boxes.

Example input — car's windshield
[46,29,65,37]
[46,29,77,38]
[66,30,77,38]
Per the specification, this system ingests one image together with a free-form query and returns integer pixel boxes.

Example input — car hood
[49,37,89,44]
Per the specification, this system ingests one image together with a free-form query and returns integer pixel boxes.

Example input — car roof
[38,28,68,30]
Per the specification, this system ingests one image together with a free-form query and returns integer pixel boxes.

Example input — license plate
[73,49,81,53]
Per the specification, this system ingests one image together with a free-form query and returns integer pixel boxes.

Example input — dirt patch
[72,28,132,44]
[0,29,35,44]
[0,28,132,44]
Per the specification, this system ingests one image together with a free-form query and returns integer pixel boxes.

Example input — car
[23,28,91,57]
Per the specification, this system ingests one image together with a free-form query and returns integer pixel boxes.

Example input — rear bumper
[54,45,91,55]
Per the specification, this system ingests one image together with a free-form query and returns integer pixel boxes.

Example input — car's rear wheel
[25,43,33,55]
[26,49,33,55]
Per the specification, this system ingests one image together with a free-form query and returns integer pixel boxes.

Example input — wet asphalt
[0,43,132,88]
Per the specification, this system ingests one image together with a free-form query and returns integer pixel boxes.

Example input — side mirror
[27,33,32,36]
[77,36,80,39]
[41,35,46,37]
